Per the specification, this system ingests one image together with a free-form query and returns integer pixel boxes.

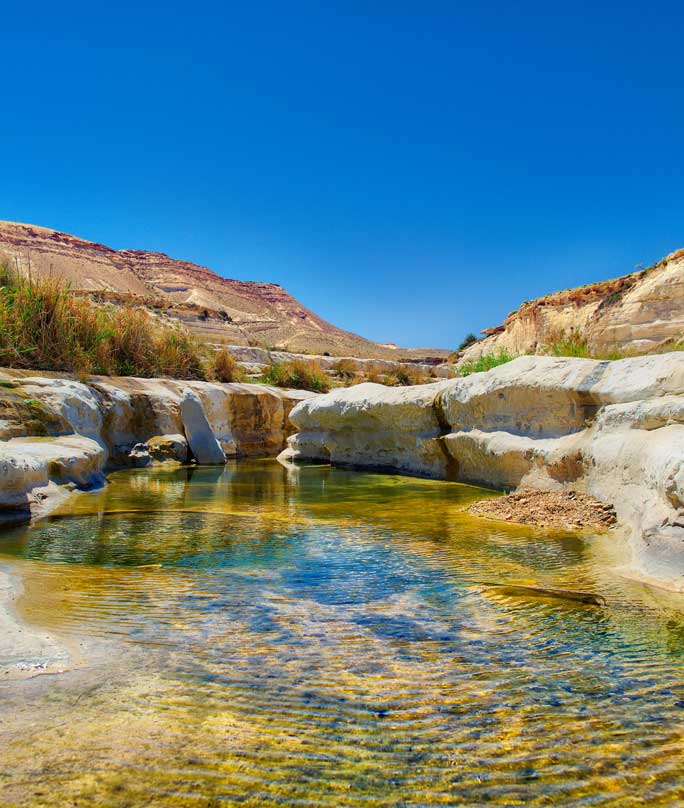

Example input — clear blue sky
[3,2,683,349]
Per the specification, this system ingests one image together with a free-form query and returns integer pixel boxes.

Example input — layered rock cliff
[281,354,684,590]
[0,371,312,520]
[460,248,684,362]
[0,221,448,361]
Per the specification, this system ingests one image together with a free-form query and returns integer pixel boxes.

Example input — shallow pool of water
[1,460,684,806]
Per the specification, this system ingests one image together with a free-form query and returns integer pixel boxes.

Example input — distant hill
[0,221,449,361]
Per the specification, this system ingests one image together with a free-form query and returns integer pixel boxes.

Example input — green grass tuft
[545,329,591,358]
[458,351,516,376]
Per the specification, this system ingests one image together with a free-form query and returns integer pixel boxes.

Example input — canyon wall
[282,354,684,590]
[460,248,684,362]
[0,371,313,520]
[0,221,449,361]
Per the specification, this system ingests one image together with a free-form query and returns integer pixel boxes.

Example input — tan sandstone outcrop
[459,248,684,362]
[281,353,684,590]
[0,371,314,519]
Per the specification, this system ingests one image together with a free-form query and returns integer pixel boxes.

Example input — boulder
[128,443,152,468]
[180,389,226,465]
[0,435,106,517]
[286,381,450,477]
[147,434,189,464]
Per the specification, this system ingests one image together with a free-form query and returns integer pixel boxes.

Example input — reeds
[0,263,207,379]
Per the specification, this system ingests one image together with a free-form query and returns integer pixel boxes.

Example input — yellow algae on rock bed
[1,462,684,806]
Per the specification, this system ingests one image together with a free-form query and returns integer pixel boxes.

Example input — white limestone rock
[180,389,227,465]
[0,435,106,517]
[285,381,450,477]
[282,354,684,590]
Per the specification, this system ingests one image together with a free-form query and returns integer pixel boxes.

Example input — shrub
[209,348,245,383]
[262,359,330,392]
[457,333,479,352]
[364,362,386,384]
[331,358,358,379]
[458,351,516,376]
[394,364,429,386]
[0,263,207,379]
[544,329,591,358]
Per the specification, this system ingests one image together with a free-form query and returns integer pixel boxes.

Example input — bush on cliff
[457,333,479,352]
[263,359,330,392]
[0,264,207,379]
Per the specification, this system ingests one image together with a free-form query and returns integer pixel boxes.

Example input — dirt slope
[0,221,448,361]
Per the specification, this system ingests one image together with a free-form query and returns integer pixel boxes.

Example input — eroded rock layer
[460,248,684,361]
[0,371,313,519]
[281,354,684,589]
[0,221,449,360]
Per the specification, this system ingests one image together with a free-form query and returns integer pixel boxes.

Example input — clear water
[1,460,684,807]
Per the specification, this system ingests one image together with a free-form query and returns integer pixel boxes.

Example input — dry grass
[0,263,207,379]
[364,362,386,383]
[391,365,430,386]
[331,358,358,379]
[208,348,245,383]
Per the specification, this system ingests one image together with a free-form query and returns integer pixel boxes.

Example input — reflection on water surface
[1,460,684,806]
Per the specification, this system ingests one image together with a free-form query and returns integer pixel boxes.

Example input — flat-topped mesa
[0,371,314,520]
[280,353,684,590]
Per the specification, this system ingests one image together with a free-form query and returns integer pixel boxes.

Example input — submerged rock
[477,581,607,606]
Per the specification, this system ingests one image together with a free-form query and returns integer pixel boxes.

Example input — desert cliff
[0,221,448,361]
[460,248,684,362]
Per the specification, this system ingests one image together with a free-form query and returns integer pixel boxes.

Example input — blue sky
[3,1,683,349]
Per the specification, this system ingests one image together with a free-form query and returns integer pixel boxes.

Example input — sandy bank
[0,563,70,681]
